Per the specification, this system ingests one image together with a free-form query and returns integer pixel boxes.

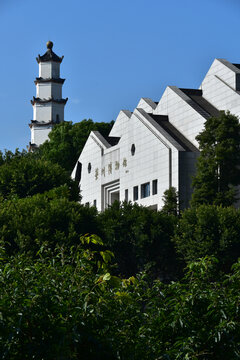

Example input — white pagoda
[29,41,68,149]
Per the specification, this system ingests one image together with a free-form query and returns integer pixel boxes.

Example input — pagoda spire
[29,41,68,150]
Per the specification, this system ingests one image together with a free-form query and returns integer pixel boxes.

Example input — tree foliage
[2,242,240,359]
[0,153,79,200]
[98,201,179,279]
[191,111,240,207]
[38,120,114,172]
[174,204,240,271]
[162,186,179,216]
[0,190,99,255]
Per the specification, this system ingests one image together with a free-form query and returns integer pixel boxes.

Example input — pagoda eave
[34,77,65,85]
[29,120,54,128]
[30,97,68,105]
[36,51,64,64]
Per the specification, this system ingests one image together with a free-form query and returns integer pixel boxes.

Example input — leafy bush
[174,204,240,271]
[0,154,78,200]
[0,191,99,255]
[98,201,179,279]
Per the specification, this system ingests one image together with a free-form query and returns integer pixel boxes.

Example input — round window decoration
[88,162,92,174]
[131,144,136,156]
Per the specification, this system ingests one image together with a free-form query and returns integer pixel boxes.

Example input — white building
[72,58,240,211]
[29,41,68,149]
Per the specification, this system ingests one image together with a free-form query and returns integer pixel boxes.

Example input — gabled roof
[180,88,220,118]
[216,59,240,74]
[149,113,199,152]
[91,131,120,148]
[105,136,120,146]
[233,63,240,70]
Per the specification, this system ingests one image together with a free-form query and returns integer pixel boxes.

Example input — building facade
[29,41,68,149]
[72,58,240,211]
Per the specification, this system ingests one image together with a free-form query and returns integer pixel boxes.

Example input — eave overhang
[30,96,68,105]
[36,49,63,64]
[29,120,54,128]
[34,77,65,85]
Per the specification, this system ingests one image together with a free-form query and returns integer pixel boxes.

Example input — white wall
[39,62,60,79]
[154,86,206,147]
[37,82,62,99]
[201,61,240,118]
[33,103,52,121]
[31,125,52,146]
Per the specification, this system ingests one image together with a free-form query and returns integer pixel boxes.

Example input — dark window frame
[141,182,150,198]
[125,189,128,202]
[152,179,158,195]
[133,186,138,201]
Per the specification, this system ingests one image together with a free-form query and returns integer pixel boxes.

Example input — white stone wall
[154,86,206,147]
[31,125,52,146]
[136,98,157,114]
[37,82,62,99]
[201,59,240,91]
[39,62,60,79]
[109,110,131,138]
[52,103,65,123]
[118,111,179,210]
[33,103,52,122]
[201,61,240,118]
[76,135,103,209]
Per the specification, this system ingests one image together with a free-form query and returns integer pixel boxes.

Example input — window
[141,182,150,198]
[133,186,138,201]
[56,114,60,123]
[75,161,82,183]
[152,179,158,195]
[93,199,97,207]
[125,189,128,202]
[131,144,136,156]
[88,162,92,174]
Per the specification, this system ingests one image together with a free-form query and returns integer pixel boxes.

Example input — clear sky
[0,0,240,151]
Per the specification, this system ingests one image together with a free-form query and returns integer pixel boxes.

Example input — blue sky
[0,0,240,151]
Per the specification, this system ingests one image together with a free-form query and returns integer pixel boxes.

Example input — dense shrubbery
[0,189,99,256]
[2,242,240,359]
[0,151,79,200]
[2,113,240,358]
[98,201,179,279]
[174,205,240,271]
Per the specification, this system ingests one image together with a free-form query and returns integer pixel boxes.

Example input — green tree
[98,201,179,279]
[161,186,179,216]
[0,153,79,200]
[2,243,240,359]
[173,204,240,271]
[0,190,99,255]
[38,120,114,172]
[0,236,118,359]
[191,111,240,207]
